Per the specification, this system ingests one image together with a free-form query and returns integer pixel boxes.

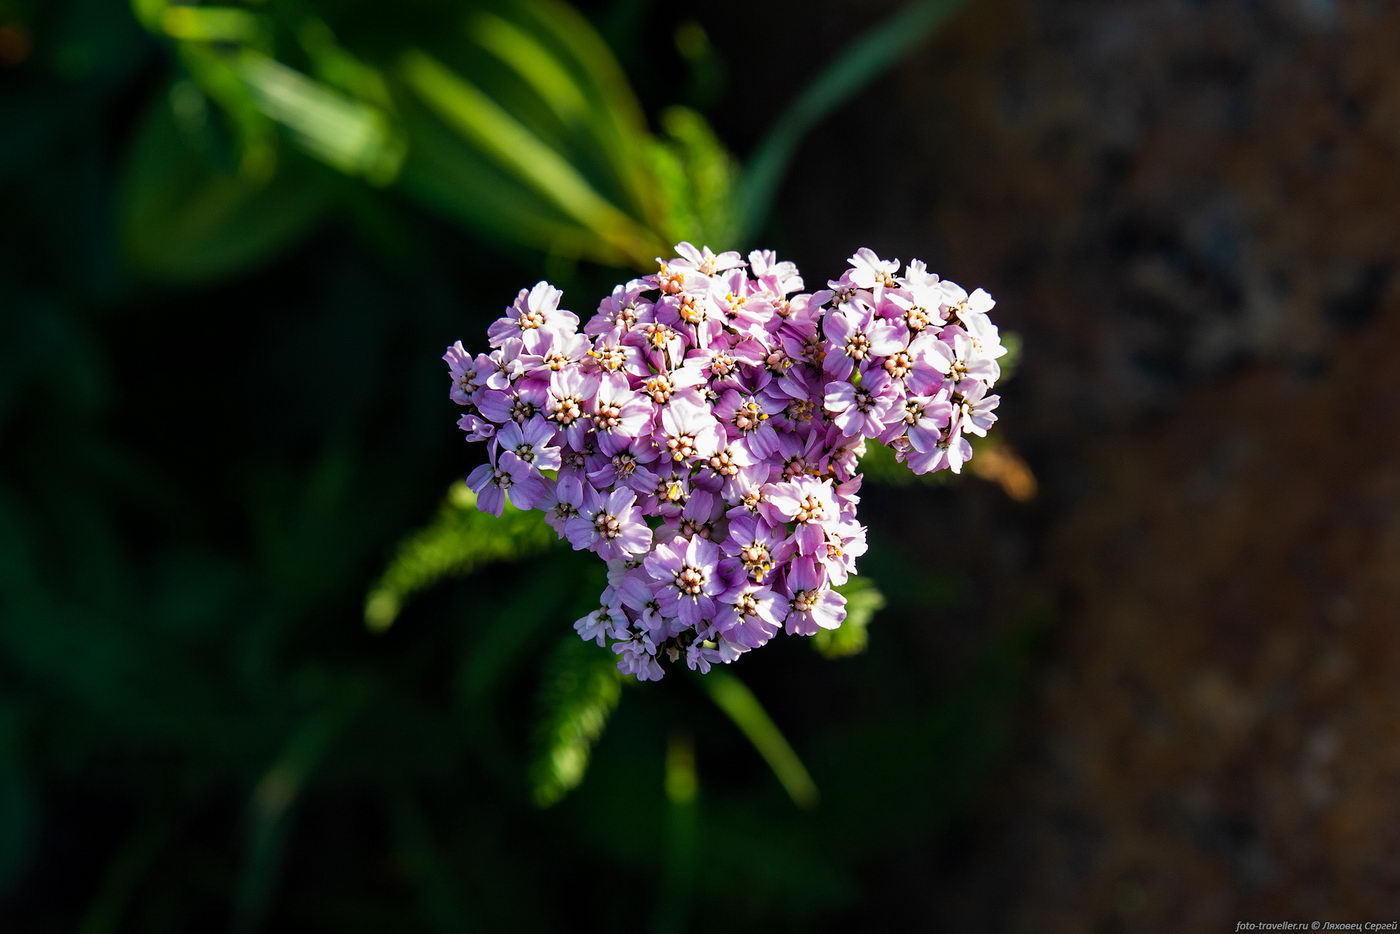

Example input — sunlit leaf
[653,732,699,934]
[646,106,736,245]
[394,89,609,261]
[812,577,886,659]
[159,6,265,44]
[468,10,589,125]
[364,482,558,632]
[295,18,393,108]
[510,0,660,225]
[233,51,404,183]
[398,50,662,266]
[176,46,280,180]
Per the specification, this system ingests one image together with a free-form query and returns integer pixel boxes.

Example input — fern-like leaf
[528,636,623,807]
[364,481,557,632]
[645,106,737,246]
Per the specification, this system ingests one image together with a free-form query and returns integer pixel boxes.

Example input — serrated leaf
[528,637,622,807]
[653,106,736,245]
[364,481,558,632]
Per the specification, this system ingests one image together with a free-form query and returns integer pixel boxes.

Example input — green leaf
[78,807,173,934]
[118,88,329,283]
[998,329,1022,381]
[458,552,591,706]
[158,6,266,44]
[735,0,972,240]
[389,794,471,934]
[812,577,887,659]
[699,670,819,809]
[397,50,662,266]
[232,51,405,183]
[653,731,699,934]
[296,18,394,108]
[510,0,661,226]
[468,10,590,127]
[364,481,558,632]
[646,106,737,245]
[528,637,622,807]
[393,88,608,262]
[176,46,280,180]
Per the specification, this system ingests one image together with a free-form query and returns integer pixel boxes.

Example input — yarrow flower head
[446,242,1004,679]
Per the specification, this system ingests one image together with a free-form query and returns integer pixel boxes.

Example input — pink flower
[655,400,723,466]
[644,536,725,627]
[783,557,846,636]
[821,303,906,381]
[763,477,840,556]
[565,487,652,561]
[443,341,485,405]
[590,376,651,454]
[445,242,1005,678]
[487,281,579,349]
[466,460,548,516]
[496,419,561,477]
[824,371,900,439]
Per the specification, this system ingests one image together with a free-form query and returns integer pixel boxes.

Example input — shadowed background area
[2,0,1397,931]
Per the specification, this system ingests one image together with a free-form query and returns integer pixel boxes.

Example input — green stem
[699,670,819,809]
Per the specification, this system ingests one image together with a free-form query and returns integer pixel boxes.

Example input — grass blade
[514,0,661,225]
[233,702,355,934]
[735,0,973,241]
[389,793,470,934]
[398,50,662,266]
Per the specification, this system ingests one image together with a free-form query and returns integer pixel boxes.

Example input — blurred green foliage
[528,635,622,807]
[0,0,1032,930]
[123,0,738,274]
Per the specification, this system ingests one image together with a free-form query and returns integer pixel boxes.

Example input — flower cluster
[445,243,1004,679]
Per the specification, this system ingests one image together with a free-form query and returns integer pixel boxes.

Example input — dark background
[2,0,1397,931]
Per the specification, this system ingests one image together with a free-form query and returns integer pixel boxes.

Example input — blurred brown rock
[716,0,1400,927]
